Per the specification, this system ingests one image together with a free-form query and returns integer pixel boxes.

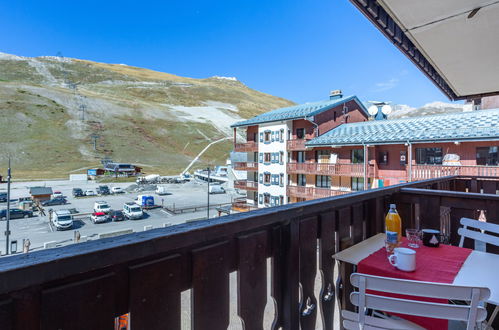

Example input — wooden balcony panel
[286,139,308,150]
[412,165,499,181]
[234,141,258,152]
[234,180,258,191]
[0,176,497,329]
[233,162,259,171]
[287,162,373,177]
[287,186,351,199]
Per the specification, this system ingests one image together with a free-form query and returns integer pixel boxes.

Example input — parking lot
[0,178,239,253]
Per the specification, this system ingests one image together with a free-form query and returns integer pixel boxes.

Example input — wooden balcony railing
[233,161,258,171]
[286,139,309,150]
[0,176,497,329]
[234,141,258,152]
[232,199,259,212]
[412,164,499,181]
[287,162,372,177]
[234,180,258,191]
[287,185,352,199]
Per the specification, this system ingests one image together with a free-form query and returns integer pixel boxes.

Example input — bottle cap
[390,203,396,209]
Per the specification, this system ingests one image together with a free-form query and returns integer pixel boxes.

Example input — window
[477,147,498,165]
[264,153,271,163]
[333,111,337,122]
[258,153,263,163]
[315,150,331,163]
[264,131,271,143]
[259,132,263,142]
[351,149,364,164]
[315,175,331,188]
[259,194,263,204]
[297,151,305,163]
[264,193,271,206]
[280,195,284,205]
[279,173,284,187]
[351,177,365,191]
[378,151,388,165]
[416,148,443,165]
[264,173,271,185]
[297,174,306,186]
[287,129,291,140]
[253,172,258,182]
[296,128,305,139]
[253,132,257,142]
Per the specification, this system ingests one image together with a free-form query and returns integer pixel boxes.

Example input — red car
[91,212,108,224]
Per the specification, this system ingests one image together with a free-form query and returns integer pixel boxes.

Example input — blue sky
[0,0,457,107]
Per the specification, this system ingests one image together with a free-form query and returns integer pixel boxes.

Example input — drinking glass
[406,229,420,248]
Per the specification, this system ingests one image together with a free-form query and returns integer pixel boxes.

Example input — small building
[103,163,142,176]
[29,187,53,202]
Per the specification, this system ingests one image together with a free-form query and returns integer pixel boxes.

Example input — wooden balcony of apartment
[287,185,351,199]
[233,161,258,171]
[411,164,499,182]
[233,141,258,152]
[0,175,497,329]
[287,162,373,177]
[286,139,309,150]
[231,198,259,212]
[234,179,258,191]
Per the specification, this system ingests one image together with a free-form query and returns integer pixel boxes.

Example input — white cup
[388,247,416,272]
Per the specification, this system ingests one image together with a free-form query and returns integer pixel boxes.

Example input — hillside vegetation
[0,52,294,179]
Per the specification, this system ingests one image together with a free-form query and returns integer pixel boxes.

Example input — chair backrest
[458,217,499,250]
[349,273,490,330]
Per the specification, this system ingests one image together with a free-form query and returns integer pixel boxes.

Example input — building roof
[306,108,499,146]
[349,0,499,100]
[231,95,368,128]
[29,186,53,196]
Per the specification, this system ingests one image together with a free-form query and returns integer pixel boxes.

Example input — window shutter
[259,153,263,163]
[271,131,275,142]
[259,173,263,184]
[270,197,274,206]
[259,194,263,204]
[259,132,263,142]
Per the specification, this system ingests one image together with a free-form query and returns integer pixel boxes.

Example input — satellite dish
[368,105,378,116]
[381,104,392,115]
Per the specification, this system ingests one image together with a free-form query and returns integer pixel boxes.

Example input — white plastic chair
[342,273,490,330]
[458,217,499,328]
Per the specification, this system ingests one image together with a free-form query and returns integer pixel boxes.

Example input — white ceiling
[379,0,499,97]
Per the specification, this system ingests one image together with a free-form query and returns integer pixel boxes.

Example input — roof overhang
[349,0,499,100]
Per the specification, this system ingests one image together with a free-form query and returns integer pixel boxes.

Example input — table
[332,233,499,306]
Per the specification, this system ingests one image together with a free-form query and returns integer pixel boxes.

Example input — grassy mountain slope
[0,53,294,179]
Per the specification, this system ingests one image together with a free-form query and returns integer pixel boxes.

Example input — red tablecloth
[358,238,472,330]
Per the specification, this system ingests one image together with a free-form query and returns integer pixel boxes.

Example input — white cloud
[373,78,399,92]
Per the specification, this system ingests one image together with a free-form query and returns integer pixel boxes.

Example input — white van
[156,186,168,195]
[123,202,143,220]
[93,201,111,214]
[52,210,73,230]
[208,185,225,194]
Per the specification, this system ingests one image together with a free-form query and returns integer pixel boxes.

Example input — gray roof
[29,186,53,195]
[306,108,499,146]
[231,95,368,127]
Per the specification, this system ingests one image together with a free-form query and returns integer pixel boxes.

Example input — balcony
[234,179,258,191]
[233,161,258,171]
[0,176,497,329]
[231,198,259,212]
[287,139,309,150]
[412,164,499,182]
[287,185,351,199]
[234,141,258,152]
[287,162,372,177]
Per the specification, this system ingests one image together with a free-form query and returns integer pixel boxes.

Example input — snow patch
[212,76,238,81]
[203,100,238,112]
[0,52,24,61]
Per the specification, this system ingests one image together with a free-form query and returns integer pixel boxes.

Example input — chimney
[329,89,343,100]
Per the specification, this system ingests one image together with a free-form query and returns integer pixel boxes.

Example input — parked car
[53,191,64,198]
[0,193,7,203]
[208,185,225,194]
[42,197,67,206]
[93,201,111,214]
[123,202,143,220]
[52,210,73,230]
[85,189,97,196]
[91,212,108,224]
[110,210,125,221]
[97,185,110,195]
[0,208,33,220]
[72,188,84,197]
[111,187,124,194]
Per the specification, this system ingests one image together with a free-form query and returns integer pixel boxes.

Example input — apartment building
[231,91,369,208]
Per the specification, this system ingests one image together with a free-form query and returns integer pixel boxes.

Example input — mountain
[0,52,294,179]
[389,101,469,119]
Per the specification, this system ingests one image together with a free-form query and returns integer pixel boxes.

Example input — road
[0,179,239,253]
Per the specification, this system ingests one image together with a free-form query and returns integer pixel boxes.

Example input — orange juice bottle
[385,204,402,251]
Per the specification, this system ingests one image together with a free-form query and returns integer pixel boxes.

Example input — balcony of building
[411,164,499,182]
[287,185,352,200]
[287,162,374,177]
[233,161,258,171]
[231,198,259,212]
[0,175,497,329]
[287,139,309,151]
[234,141,258,152]
[234,179,258,191]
